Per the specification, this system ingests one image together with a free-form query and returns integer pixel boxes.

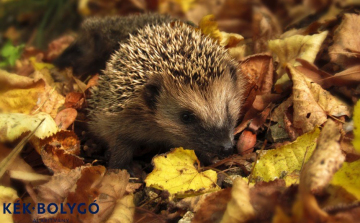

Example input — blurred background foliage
[1,0,360,62]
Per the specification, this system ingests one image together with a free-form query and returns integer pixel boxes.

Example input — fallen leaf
[46,35,75,61]
[220,178,255,223]
[288,64,350,133]
[0,69,65,117]
[239,54,274,94]
[252,127,320,182]
[55,108,78,130]
[36,130,83,172]
[192,189,231,223]
[300,120,344,195]
[34,166,136,222]
[145,147,220,199]
[295,58,332,88]
[326,65,360,87]
[199,14,245,59]
[0,186,29,223]
[105,194,135,223]
[0,69,38,91]
[329,13,360,67]
[331,160,360,199]
[269,31,328,90]
[250,180,286,221]
[0,112,58,142]
[29,57,54,70]
[64,92,85,109]
[0,72,46,114]
[252,5,282,53]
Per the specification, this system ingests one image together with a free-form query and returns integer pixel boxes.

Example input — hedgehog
[55,14,246,169]
[54,14,174,79]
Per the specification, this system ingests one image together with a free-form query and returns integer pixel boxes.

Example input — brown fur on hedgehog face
[141,65,242,162]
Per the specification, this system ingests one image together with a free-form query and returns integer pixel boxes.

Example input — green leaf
[0,41,25,68]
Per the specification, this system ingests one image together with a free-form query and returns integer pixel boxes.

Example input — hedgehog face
[151,67,242,162]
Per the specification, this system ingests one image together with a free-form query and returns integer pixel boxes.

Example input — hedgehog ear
[143,82,160,110]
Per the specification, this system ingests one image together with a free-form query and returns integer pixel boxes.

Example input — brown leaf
[45,35,75,62]
[295,58,332,88]
[86,74,99,89]
[64,92,85,109]
[287,65,350,133]
[300,119,345,195]
[250,180,286,222]
[298,120,345,221]
[324,65,360,87]
[252,6,282,54]
[192,189,231,223]
[240,54,274,95]
[33,166,135,222]
[33,130,83,172]
[329,13,360,67]
[55,108,78,130]
[235,94,281,134]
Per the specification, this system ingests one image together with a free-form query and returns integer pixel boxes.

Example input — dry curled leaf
[298,120,345,222]
[35,130,82,172]
[287,65,350,133]
[329,13,360,67]
[300,120,344,195]
[192,189,232,223]
[34,166,136,223]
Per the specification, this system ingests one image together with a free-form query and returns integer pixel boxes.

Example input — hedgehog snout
[219,140,234,157]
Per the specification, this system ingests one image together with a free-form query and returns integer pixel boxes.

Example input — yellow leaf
[199,14,244,48]
[145,147,220,200]
[0,71,45,114]
[0,70,64,117]
[175,0,196,12]
[158,0,197,13]
[0,186,18,223]
[199,15,222,43]
[269,31,328,90]
[331,160,360,199]
[252,128,320,182]
[78,0,91,16]
[352,100,360,153]
[0,112,58,142]
[29,57,54,70]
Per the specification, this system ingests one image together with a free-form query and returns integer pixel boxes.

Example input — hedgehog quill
[55,14,246,169]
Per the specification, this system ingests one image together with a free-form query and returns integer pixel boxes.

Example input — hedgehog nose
[220,141,234,157]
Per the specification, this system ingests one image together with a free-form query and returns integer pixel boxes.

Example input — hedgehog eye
[180,111,196,124]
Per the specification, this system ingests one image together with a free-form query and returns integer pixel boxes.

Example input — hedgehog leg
[108,137,136,170]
